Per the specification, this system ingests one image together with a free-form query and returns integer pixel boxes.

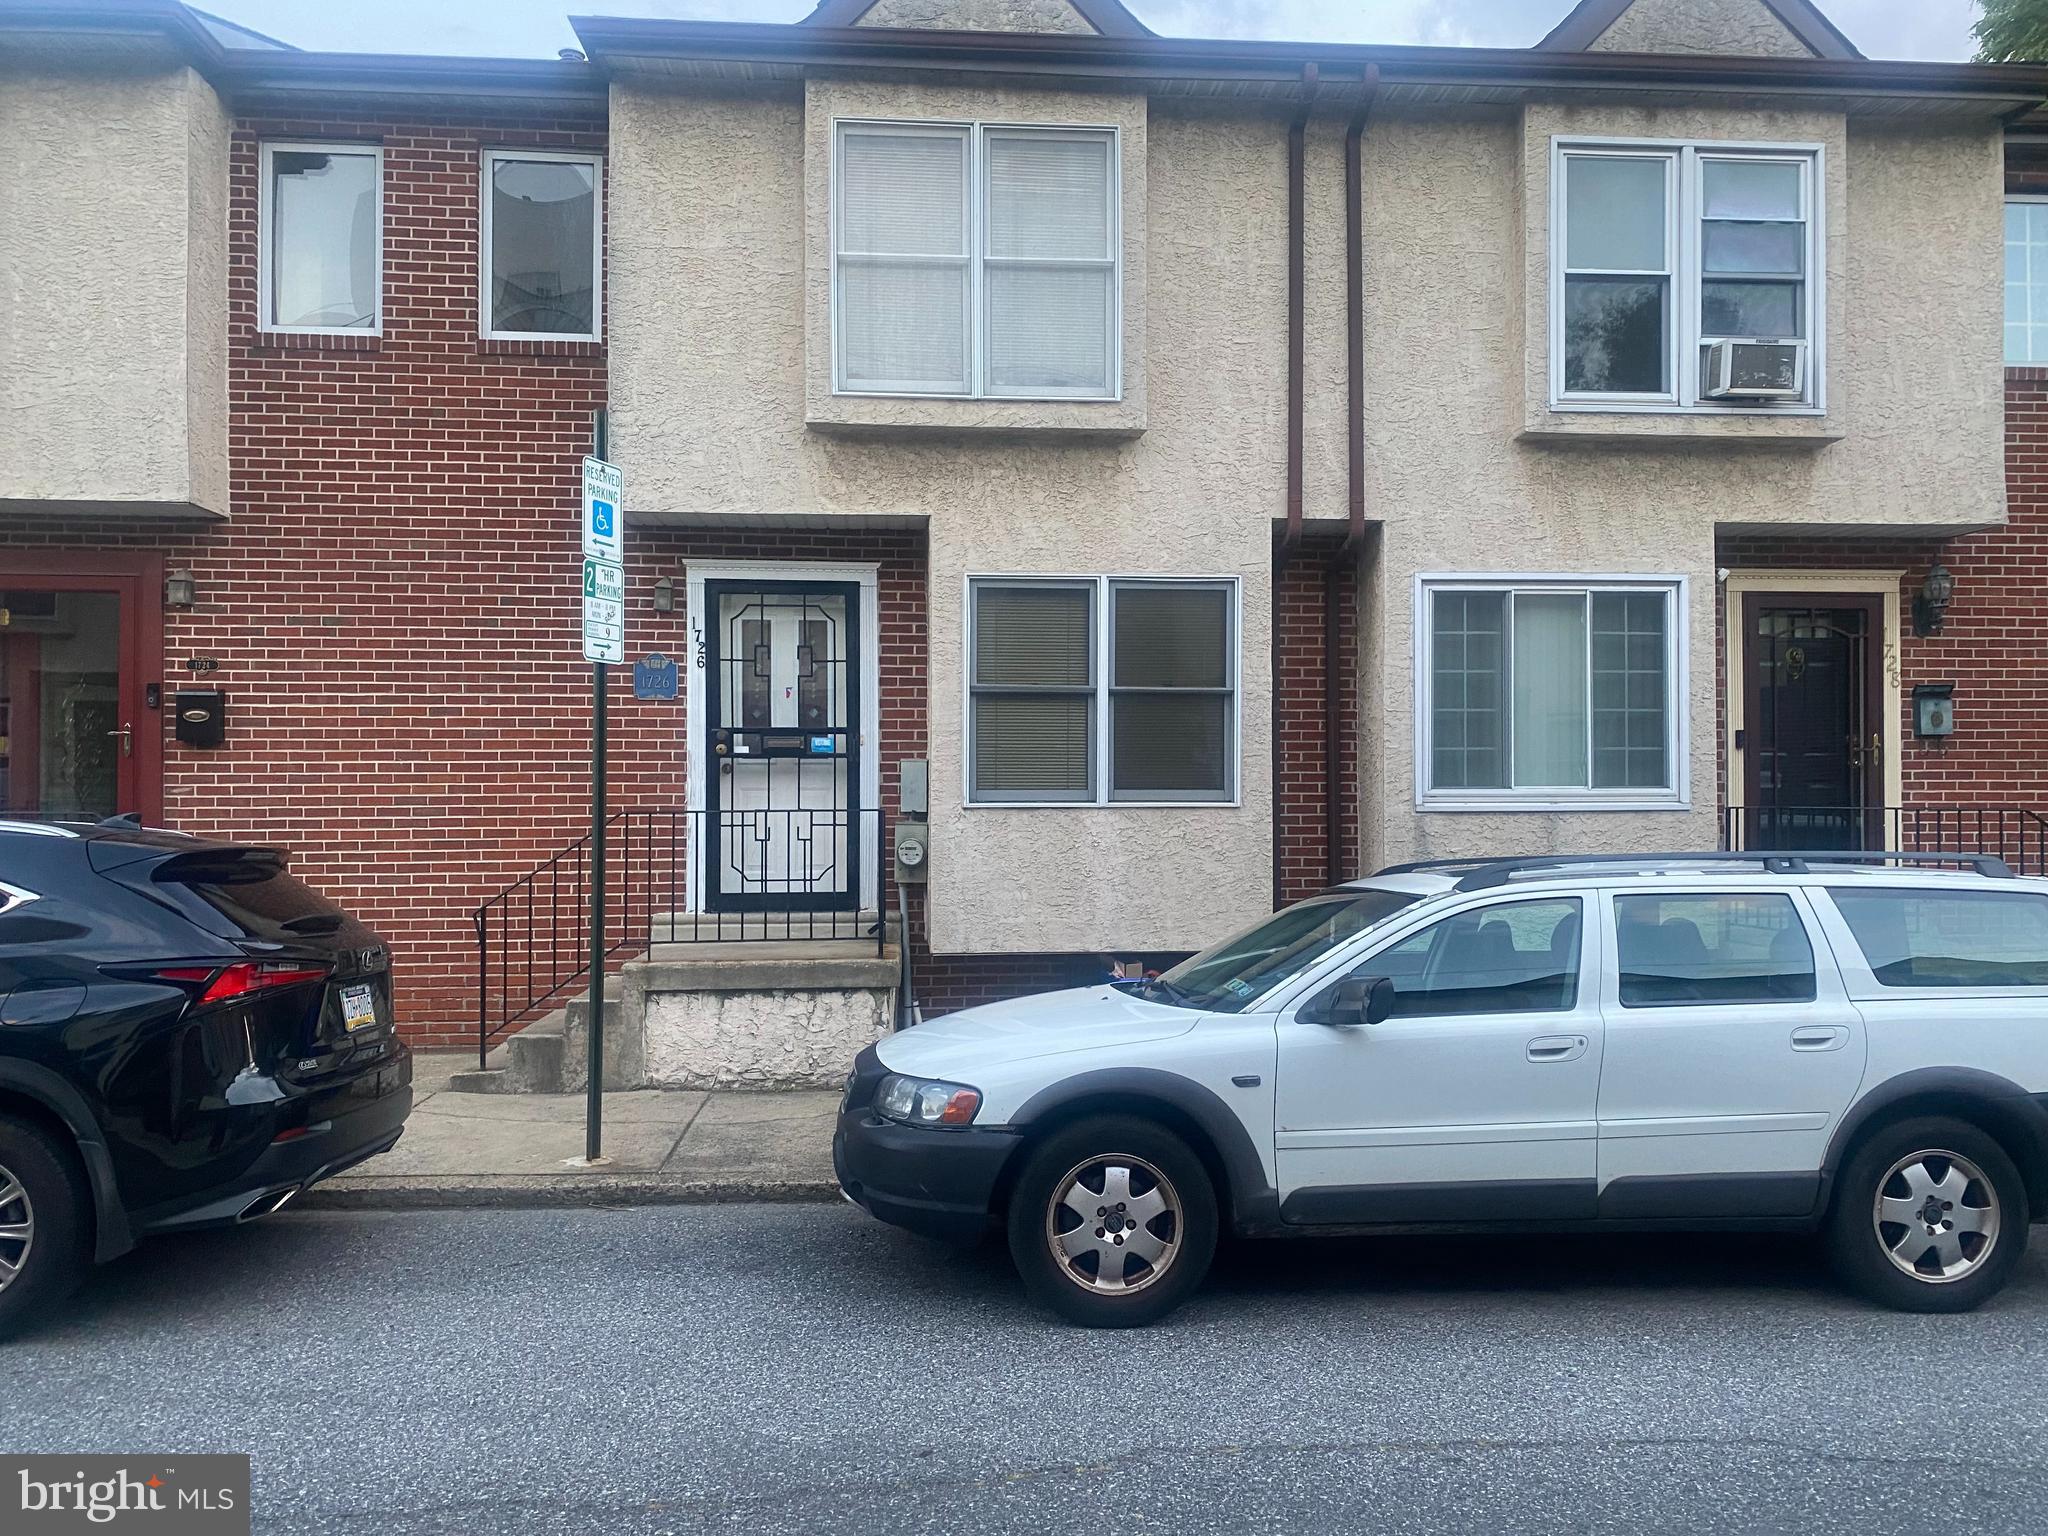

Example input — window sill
[250,331,382,355]
[478,337,605,359]
[964,799,1241,811]
[808,392,1144,439]
[1418,798,1692,814]
[1520,405,1840,448]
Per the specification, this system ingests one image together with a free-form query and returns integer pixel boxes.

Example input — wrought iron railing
[1720,805,2048,874]
[474,805,889,1067]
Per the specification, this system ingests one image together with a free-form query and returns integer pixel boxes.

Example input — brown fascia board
[567,17,2045,108]
[212,51,606,110]
[0,0,228,70]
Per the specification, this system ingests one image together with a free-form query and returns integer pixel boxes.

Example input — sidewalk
[299,1053,842,1209]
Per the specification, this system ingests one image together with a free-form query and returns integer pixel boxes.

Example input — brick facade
[1273,538,1363,904]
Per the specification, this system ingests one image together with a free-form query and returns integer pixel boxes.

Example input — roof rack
[1374,850,2017,892]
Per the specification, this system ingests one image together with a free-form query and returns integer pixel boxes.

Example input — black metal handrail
[1720,805,2048,875]
[474,805,889,1068]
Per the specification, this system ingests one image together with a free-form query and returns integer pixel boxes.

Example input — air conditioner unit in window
[1704,339,1806,401]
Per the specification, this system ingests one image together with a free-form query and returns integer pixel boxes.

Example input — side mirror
[1305,975,1397,1028]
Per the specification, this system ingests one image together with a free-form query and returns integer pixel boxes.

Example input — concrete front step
[446,996,634,1096]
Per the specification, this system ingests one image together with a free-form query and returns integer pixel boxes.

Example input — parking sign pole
[585,411,612,1165]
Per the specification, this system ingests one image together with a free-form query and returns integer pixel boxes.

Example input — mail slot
[173,688,226,748]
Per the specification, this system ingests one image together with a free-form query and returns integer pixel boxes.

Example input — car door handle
[1791,1026,1850,1052]
[1527,1035,1588,1063]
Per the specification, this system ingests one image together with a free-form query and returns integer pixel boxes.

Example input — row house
[3,0,2046,1089]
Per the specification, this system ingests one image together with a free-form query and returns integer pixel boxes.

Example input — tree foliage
[1976,0,2048,62]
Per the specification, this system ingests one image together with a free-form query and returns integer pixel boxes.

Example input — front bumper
[132,1051,414,1236]
[834,1107,1019,1241]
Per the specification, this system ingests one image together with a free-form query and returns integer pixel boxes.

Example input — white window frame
[2006,195,2048,366]
[1413,573,1691,813]
[965,574,1240,808]
[1549,137,1825,415]
[479,147,604,343]
[832,118,1122,403]
[258,140,384,337]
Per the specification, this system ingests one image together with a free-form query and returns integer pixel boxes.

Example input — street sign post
[580,436,621,1165]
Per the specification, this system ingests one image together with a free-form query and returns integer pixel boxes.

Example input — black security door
[702,581,860,912]
[1742,594,1884,851]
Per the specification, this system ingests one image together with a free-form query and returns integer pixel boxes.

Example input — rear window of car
[1614,892,1816,1007]
[1829,887,2048,988]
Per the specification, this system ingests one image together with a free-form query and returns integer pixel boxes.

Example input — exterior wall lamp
[1913,562,1955,637]
[651,576,675,614]
[165,569,197,609]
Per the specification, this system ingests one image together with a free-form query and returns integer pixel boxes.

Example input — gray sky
[202,0,1982,62]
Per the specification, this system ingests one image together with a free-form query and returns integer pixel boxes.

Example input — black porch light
[1913,562,1955,637]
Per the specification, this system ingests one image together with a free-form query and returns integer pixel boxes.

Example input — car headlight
[875,1073,982,1127]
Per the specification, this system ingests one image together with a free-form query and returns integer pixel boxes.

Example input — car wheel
[0,1116,90,1341]
[1826,1115,2031,1314]
[1006,1114,1217,1328]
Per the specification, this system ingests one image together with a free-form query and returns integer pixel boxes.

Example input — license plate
[341,983,378,1033]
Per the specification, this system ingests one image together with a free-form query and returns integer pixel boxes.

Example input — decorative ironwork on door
[703,581,860,912]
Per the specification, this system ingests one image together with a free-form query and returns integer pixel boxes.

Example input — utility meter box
[894,819,929,884]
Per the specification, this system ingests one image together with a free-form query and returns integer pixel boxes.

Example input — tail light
[155,961,331,1006]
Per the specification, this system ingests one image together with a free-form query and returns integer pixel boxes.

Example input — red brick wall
[1718,370,2048,828]
[1273,538,1362,903]
[2,106,611,1047]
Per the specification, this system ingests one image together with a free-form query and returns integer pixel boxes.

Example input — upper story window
[2006,198,2048,365]
[968,577,1236,805]
[1553,140,1820,411]
[832,120,1119,401]
[260,142,382,334]
[1418,575,1687,811]
[482,150,603,342]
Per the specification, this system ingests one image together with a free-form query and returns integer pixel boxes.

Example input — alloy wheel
[1873,1149,2000,1284]
[1044,1154,1182,1296]
[0,1161,34,1296]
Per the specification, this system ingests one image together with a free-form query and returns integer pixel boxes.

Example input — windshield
[1146,889,1422,1013]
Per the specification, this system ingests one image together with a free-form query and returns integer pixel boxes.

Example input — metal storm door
[1742,594,1884,852]
[702,581,859,912]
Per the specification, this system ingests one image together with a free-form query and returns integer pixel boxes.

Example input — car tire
[1006,1114,1218,1329]
[1826,1115,2031,1315]
[0,1115,90,1341]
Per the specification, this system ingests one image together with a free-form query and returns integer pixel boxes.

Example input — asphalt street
[4,1202,2046,1535]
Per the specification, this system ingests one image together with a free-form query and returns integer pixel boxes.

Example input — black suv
[0,818,411,1335]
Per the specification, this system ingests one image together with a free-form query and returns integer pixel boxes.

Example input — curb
[297,1176,844,1211]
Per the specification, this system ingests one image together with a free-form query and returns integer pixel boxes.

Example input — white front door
[1594,886,1866,1216]
[1274,895,1604,1223]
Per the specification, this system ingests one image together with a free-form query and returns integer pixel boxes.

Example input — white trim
[479,147,604,344]
[683,561,882,914]
[962,572,1243,809]
[1721,569,1904,815]
[1413,572,1692,813]
[830,116,1123,403]
[257,140,384,336]
[1549,136,1825,414]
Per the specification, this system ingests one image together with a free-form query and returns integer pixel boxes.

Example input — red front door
[0,552,163,825]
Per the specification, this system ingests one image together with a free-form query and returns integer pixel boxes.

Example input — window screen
[836,126,971,394]
[2007,201,2048,365]
[970,584,1093,800]
[1830,889,2048,988]
[265,146,379,331]
[984,131,1115,397]
[486,154,598,338]
[1615,893,1816,1007]
[1110,583,1231,800]
[1561,153,1671,396]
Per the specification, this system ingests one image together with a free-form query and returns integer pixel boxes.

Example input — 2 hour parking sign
[581,456,624,663]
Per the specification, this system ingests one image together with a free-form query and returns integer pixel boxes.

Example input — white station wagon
[834,852,2048,1326]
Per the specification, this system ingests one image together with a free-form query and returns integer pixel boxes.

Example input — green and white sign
[582,555,624,663]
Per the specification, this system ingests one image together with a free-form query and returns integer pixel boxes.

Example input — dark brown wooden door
[1741,593,1885,851]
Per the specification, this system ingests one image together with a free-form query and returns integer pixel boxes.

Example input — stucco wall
[610,84,1283,955]
[0,65,228,515]
[1589,0,1811,58]
[856,0,1097,33]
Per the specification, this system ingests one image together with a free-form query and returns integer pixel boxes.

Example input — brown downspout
[1274,62,1316,909]
[1325,65,1379,886]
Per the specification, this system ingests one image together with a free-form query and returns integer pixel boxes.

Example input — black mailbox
[173,689,226,748]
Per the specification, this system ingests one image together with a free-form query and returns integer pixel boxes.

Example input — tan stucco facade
[608,29,2013,947]
[855,0,1098,33]
[1587,0,1812,58]
[0,64,229,518]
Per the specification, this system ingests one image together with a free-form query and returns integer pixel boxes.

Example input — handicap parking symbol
[591,498,616,539]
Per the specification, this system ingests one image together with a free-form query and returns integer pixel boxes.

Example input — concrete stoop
[447,939,899,1095]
